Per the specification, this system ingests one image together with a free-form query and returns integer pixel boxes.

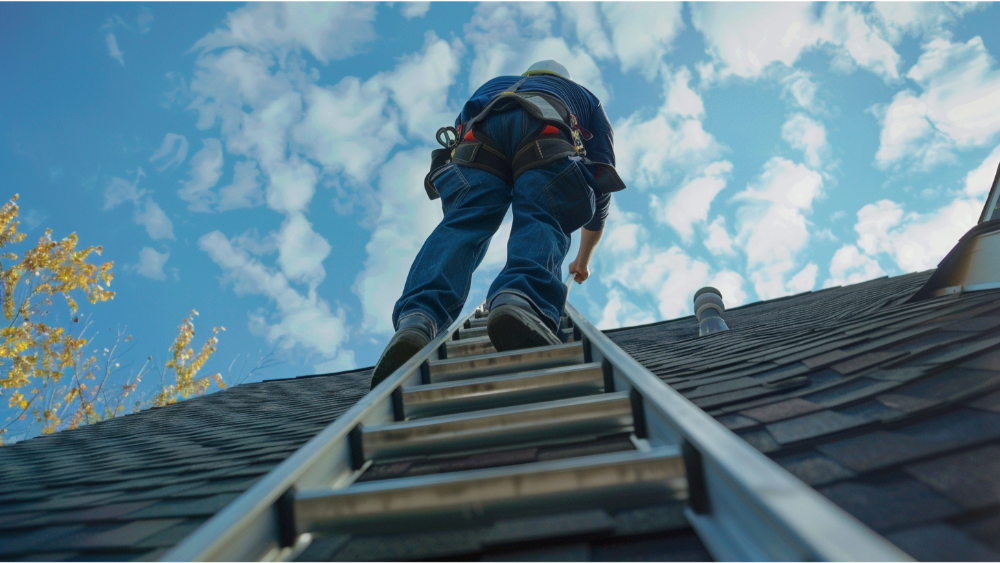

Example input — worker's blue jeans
[392,110,596,335]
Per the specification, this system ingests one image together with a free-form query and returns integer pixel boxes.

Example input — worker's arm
[568,227,603,283]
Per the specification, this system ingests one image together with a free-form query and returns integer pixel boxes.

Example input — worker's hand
[569,256,590,283]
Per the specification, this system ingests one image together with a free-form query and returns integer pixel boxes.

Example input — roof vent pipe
[694,287,729,336]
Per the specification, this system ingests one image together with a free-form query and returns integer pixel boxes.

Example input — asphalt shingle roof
[0,370,370,561]
[606,271,1000,560]
[2,270,999,560]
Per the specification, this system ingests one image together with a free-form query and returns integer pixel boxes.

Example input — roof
[607,271,1000,561]
[0,370,370,561]
[1,270,999,560]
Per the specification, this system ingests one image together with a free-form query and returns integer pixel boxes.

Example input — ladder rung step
[445,335,495,358]
[457,318,572,340]
[295,448,685,535]
[464,316,571,330]
[361,392,633,461]
[448,331,577,359]
[401,363,606,419]
[356,434,636,484]
[428,341,585,383]
[457,325,488,339]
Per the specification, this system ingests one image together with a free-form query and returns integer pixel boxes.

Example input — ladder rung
[457,318,572,340]
[445,335,495,358]
[447,331,577,359]
[466,318,489,329]
[464,317,571,330]
[401,362,606,419]
[428,341,585,383]
[361,392,632,461]
[457,325,488,339]
[294,448,685,535]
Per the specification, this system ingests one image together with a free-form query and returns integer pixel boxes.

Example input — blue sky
[3,2,1000,411]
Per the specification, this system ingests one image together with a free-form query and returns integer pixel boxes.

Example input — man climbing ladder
[371,60,626,389]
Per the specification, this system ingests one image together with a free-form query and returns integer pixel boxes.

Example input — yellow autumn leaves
[0,195,225,444]
[154,310,226,406]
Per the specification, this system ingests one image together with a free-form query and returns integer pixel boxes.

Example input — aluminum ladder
[165,283,911,562]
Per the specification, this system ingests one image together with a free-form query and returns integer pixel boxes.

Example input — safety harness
[424,77,626,200]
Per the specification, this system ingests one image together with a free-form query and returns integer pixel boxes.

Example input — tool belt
[424,79,626,200]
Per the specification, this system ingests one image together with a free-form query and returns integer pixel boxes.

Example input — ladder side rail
[564,301,911,562]
[161,313,476,562]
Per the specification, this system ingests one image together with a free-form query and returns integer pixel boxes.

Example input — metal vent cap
[694,287,729,336]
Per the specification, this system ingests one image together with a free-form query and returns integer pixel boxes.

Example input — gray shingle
[886,523,998,561]
[819,475,962,532]
[818,408,1000,472]
[774,451,857,486]
[904,444,1000,510]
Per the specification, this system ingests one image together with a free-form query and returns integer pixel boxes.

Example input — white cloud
[193,3,377,64]
[400,2,430,19]
[276,214,331,287]
[849,145,997,278]
[826,244,886,287]
[782,113,829,168]
[103,173,144,210]
[615,67,720,191]
[964,144,1000,198]
[854,197,979,272]
[664,66,704,118]
[562,2,684,80]
[692,3,901,82]
[218,160,264,211]
[876,37,1000,170]
[293,78,400,187]
[352,148,444,334]
[782,71,820,111]
[873,90,953,170]
[600,2,684,80]
[134,247,169,281]
[734,157,824,300]
[103,169,175,241]
[873,2,980,43]
[179,139,224,212]
[149,133,189,171]
[199,230,354,371]
[597,288,656,330]
[704,216,735,256]
[188,5,472,364]
[908,37,1000,147]
[598,203,747,321]
[651,160,732,240]
[134,199,175,241]
[105,33,125,65]
[464,3,609,100]
[560,3,614,61]
[787,262,818,294]
[379,32,464,144]
[100,12,153,66]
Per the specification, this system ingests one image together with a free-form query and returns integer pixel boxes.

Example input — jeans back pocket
[431,164,472,215]
[541,161,596,234]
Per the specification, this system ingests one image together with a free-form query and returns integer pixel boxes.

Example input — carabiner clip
[436,126,459,149]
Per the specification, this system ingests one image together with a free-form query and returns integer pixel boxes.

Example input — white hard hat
[523,60,571,80]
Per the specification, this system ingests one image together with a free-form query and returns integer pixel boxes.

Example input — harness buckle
[436,126,459,149]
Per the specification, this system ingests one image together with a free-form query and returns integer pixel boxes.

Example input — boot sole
[370,335,427,390]
[487,306,561,352]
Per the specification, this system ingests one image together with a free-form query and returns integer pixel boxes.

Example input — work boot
[370,315,435,390]
[487,294,561,352]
